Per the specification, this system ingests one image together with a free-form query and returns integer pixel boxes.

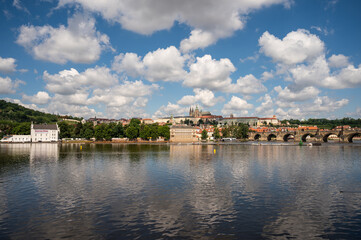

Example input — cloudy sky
[1,0,361,119]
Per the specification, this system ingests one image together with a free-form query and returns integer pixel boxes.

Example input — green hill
[0,99,80,137]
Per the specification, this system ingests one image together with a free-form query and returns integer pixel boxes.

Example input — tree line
[282,117,361,129]
[201,124,249,140]
[58,119,170,141]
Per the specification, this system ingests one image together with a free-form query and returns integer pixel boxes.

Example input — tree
[158,125,170,140]
[201,129,208,140]
[94,124,106,140]
[126,126,138,140]
[113,123,124,137]
[221,127,230,138]
[213,127,221,140]
[12,122,31,135]
[81,122,94,139]
[140,124,151,140]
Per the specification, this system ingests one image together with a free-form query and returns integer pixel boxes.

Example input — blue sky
[0,0,361,120]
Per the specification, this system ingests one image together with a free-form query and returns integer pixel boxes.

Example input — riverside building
[31,123,59,142]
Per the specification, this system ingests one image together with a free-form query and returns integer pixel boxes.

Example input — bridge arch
[267,133,277,141]
[283,133,295,142]
[322,132,338,142]
[347,132,361,143]
[301,133,314,142]
[254,134,261,141]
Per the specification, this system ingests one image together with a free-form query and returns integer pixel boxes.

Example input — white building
[0,135,31,143]
[31,123,59,142]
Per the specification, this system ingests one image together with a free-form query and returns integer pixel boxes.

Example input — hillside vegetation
[0,100,79,137]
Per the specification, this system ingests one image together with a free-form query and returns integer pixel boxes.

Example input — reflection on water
[0,143,361,239]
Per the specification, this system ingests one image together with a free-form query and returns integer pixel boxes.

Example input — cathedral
[189,106,211,117]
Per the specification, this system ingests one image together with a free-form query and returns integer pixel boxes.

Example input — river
[1,143,361,239]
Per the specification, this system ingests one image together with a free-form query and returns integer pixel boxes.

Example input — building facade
[0,135,31,143]
[170,125,198,142]
[31,123,59,142]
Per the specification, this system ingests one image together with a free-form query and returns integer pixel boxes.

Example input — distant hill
[0,99,80,123]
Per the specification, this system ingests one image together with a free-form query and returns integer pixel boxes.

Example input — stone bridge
[248,129,361,143]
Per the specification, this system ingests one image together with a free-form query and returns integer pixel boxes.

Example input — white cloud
[276,96,348,119]
[184,55,235,91]
[222,96,253,116]
[289,56,361,89]
[0,77,23,94]
[112,46,186,82]
[328,54,350,68]
[177,88,224,107]
[58,0,291,51]
[13,0,30,14]
[143,46,187,82]
[43,66,118,95]
[16,13,112,64]
[180,30,217,53]
[153,102,188,118]
[305,96,348,113]
[0,57,17,73]
[46,101,98,119]
[233,74,267,95]
[22,91,51,105]
[88,80,158,107]
[274,86,320,102]
[112,52,144,77]
[259,29,324,65]
[4,98,45,112]
[255,94,274,116]
[261,71,274,81]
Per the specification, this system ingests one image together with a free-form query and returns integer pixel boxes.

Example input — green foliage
[0,100,59,123]
[213,127,221,140]
[221,127,230,138]
[221,124,249,139]
[58,121,74,139]
[126,126,138,140]
[201,129,208,140]
[158,125,170,140]
[12,122,31,135]
[285,118,361,129]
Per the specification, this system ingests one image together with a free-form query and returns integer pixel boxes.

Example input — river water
[0,143,361,239]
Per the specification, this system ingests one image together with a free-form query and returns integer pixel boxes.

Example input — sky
[1,0,361,120]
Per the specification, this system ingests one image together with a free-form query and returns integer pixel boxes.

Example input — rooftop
[32,124,58,130]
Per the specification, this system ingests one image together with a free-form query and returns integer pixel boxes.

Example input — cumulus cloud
[112,53,144,77]
[143,46,187,82]
[222,96,253,116]
[43,66,118,95]
[289,56,361,89]
[46,101,98,119]
[180,30,218,53]
[275,96,348,119]
[153,102,188,118]
[274,86,320,102]
[0,76,23,94]
[88,80,158,107]
[58,0,291,51]
[16,13,112,64]
[112,46,186,82]
[233,74,267,95]
[22,91,51,105]
[177,88,224,107]
[184,55,235,91]
[0,57,17,73]
[255,94,274,116]
[259,29,324,65]
[328,54,350,68]
[40,66,158,118]
[260,29,361,90]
